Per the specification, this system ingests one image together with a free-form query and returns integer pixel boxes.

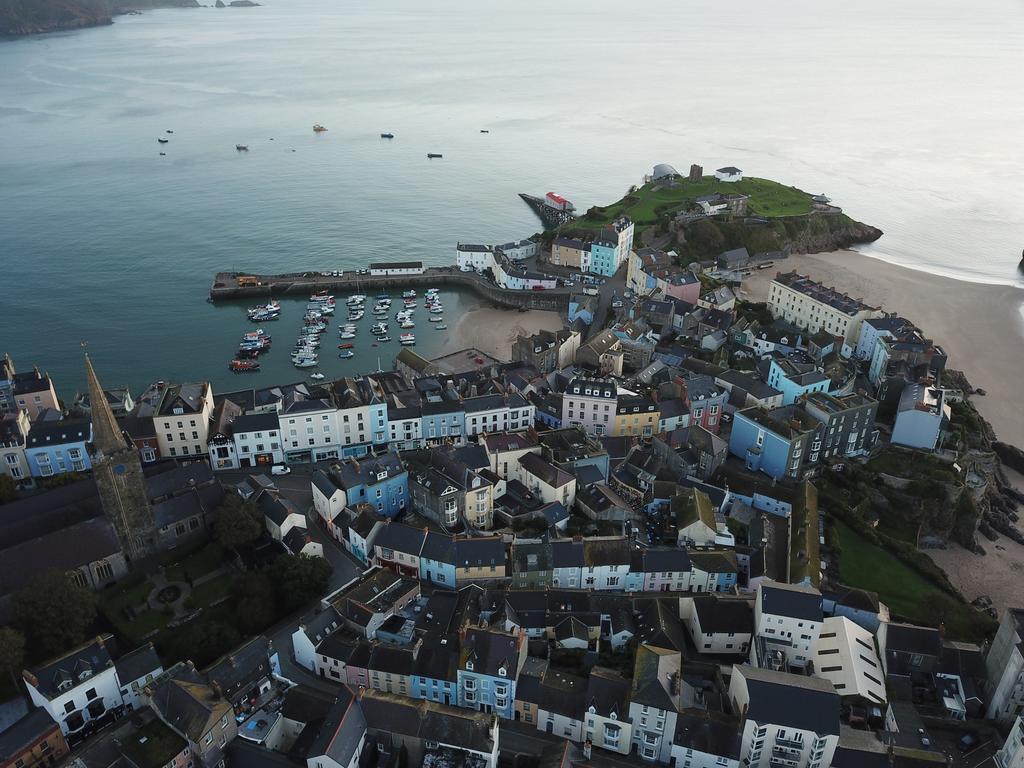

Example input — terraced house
[457,628,527,719]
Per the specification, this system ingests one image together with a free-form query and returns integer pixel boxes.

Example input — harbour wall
[210,266,572,312]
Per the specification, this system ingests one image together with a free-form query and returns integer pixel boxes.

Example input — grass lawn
[833,519,993,642]
[99,579,168,645]
[164,543,224,584]
[187,576,232,609]
[562,176,812,233]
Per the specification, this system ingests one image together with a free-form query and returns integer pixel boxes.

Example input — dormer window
[57,679,73,692]
[376,471,388,481]
[466,660,474,671]
[172,406,184,415]
[78,670,92,682]
[610,711,618,721]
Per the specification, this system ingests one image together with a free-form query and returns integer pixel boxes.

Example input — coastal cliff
[0,0,199,37]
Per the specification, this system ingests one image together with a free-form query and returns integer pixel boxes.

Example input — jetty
[210,266,572,312]
[519,193,577,228]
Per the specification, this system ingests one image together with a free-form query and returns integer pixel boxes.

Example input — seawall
[210,266,573,312]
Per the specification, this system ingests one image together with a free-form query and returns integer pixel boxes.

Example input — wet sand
[741,251,1024,448]
[445,304,565,361]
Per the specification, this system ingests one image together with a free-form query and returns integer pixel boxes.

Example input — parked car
[611,300,623,309]
[271,464,291,476]
[958,732,979,753]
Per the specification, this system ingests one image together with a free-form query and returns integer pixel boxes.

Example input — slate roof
[115,643,162,685]
[0,708,59,759]
[148,666,229,743]
[738,664,840,735]
[374,521,426,556]
[692,595,754,635]
[231,412,281,434]
[551,539,584,568]
[633,547,691,574]
[673,711,741,760]
[760,581,823,622]
[585,667,631,719]
[420,531,456,563]
[25,419,91,448]
[206,635,273,703]
[460,628,519,676]
[308,688,364,767]
[884,622,943,658]
[360,690,495,753]
[630,645,677,710]
[455,537,505,569]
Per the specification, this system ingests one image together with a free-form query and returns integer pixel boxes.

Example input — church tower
[85,353,157,562]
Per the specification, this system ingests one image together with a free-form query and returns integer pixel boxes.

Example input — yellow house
[550,236,588,268]
[455,536,507,584]
[152,382,215,458]
[612,394,659,437]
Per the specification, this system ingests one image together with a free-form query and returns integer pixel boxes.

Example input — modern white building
[714,166,743,182]
[728,665,840,768]
[986,609,1024,725]
[812,616,886,705]
[496,239,537,261]
[752,581,823,671]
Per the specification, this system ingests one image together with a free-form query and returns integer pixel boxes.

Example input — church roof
[85,354,131,456]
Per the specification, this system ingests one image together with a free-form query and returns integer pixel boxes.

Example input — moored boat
[380,133,394,139]
[338,351,355,359]
[229,359,260,372]
[309,372,325,380]
[435,324,448,330]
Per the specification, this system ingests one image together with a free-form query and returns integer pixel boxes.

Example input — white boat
[339,332,356,339]
[311,292,334,301]
[293,359,319,368]
[435,324,448,330]
[428,315,443,322]
[338,350,355,359]
[400,338,416,346]
[399,321,415,329]
[309,372,326,380]
[400,333,415,341]
[402,290,416,298]
[347,294,366,305]
[429,306,444,314]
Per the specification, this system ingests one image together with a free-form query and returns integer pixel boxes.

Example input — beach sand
[741,251,1024,448]
[445,304,565,361]
[744,251,1024,614]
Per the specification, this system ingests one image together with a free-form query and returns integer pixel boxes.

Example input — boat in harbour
[380,133,394,139]
[313,124,328,132]
[427,153,443,159]
[236,144,249,151]
[338,343,354,349]
[309,372,325,380]
[376,335,392,343]
[293,358,318,368]
[158,138,169,144]
[229,359,260,372]
[435,324,448,330]
[402,290,416,299]
[338,351,355,359]
[428,316,442,322]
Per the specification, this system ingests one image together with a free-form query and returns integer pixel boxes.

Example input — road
[585,263,629,341]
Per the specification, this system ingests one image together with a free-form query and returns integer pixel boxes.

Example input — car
[271,464,291,476]
[611,300,623,308]
[720,413,733,423]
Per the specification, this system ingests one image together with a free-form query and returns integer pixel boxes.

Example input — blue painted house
[728,406,818,481]
[24,419,92,479]
[568,298,594,327]
[419,401,466,447]
[457,628,525,719]
[412,646,459,706]
[419,531,457,590]
[766,358,830,406]
[331,451,409,518]
[689,551,739,593]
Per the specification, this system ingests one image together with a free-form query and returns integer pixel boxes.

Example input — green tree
[0,627,26,691]
[231,573,279,634]
[267,554,332,611]
[0,475,17,505]
[14,571,97,659]
[210,495,262,551]
[163,620,241,669]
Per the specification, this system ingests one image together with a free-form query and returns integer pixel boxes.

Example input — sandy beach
[445,304,565,361]
[741,251,1024,449]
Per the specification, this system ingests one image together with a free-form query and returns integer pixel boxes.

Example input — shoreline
[444,303,565,361]
[740,250,1024,449]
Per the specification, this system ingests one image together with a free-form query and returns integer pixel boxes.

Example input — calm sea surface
[2,0,1023,394]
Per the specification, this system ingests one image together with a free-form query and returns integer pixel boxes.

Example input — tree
[14,571,97,659]
[0,627,25,691]
[0,475,17,505]
[267,554,332,611]
[210,495,263,551]
[231,573,279,634]
[161,620,241,669]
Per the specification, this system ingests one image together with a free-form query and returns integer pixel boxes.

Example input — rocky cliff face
[0,0,199,37]
[779,215,883,255]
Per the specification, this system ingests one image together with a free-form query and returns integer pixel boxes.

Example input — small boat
[229,359,260,372]
[347,294,366,305]
[428,316,443,322]
[400,333,415,342]
[313,124,328,132]
[399,322,415,330]
[380,133,394,139]
[338,351,355,359]
[435,324,448,330]
[236,144,249,151]
[480,130,489,134]
[158,138,169,144]
[400,338,416,346]
[166,130,174,134]
[429,306,444,314]
[293,359,319,368]
[427,153,443,159]
[402,290,416,299]
[376,336,392,343]
[339,332,356,340]
[309,372,325,380]
[338,343,354,349]
[159,152,166,156]
[376,293,389,300]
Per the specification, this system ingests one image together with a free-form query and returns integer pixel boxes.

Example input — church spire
[84,352,127,456]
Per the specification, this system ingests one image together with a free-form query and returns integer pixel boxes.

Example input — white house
[582,667,633,756]
[752,581,823,671]
[232,412,285,468]
[496,239,537,261]
[23,635,124,736]
[463,394,534,438]
[561,377,618,436]
[891,385,949,451]
[728,665,840,768]
[113,643,164,712]
[369,261,424,276]
[312,469,348,532]
[680,595,753,656]
[387,406,422,450]
[714,166,743,182]
[515,452,577,509]
[281,400,344,463]
[985,609,1024,725]
[456,243,496,273]
[628,645,681,763]
[291,607,341,672]
[812,616,886,705]
[995,714,1024,768]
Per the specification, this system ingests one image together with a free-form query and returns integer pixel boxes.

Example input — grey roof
[0,708,59,759]
[520,452,574,488]
[206,635,273,703]
[462,629,519,676]
[153,483,223,528]
[420,531,456,563]
[231,412,281,434]
[634,547,691,573]
[692,596,753,635]
[25,418,91,448]
[738,665,840,735]
[884,622,942,657]
[760,582,823,622]
[308,689,364,766]
[374,522,426,556]
[455,537,505,568]
[115,643,162,684]
[311,469,339,499]
[551,539,584,568]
